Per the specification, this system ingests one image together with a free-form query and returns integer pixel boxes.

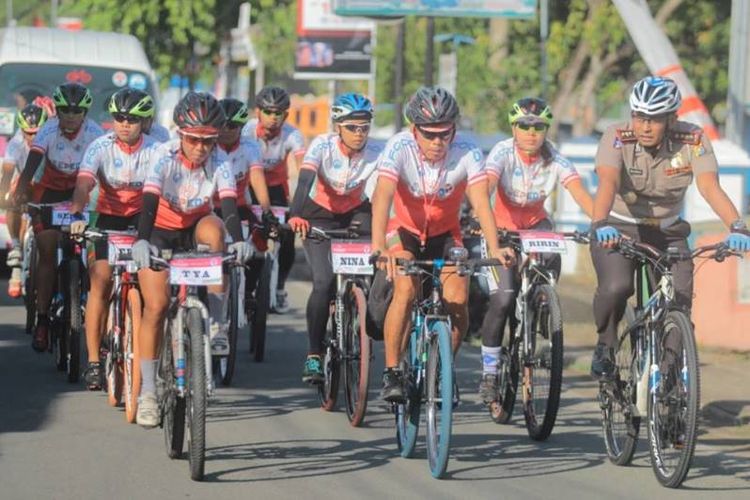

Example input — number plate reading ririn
[169,256,223,285]
[518,231,567,254]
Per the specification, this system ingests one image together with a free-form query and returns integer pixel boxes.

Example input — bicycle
[307,224,373,427]
[486,230,589,442]
[20,211,36,336]
[387,250,500,479]
[598,239,737,488]
[153,248,235,481]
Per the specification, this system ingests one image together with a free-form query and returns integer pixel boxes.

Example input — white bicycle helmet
[629,76,682,115]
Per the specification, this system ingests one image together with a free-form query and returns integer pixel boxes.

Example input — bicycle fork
[173,298,214,398]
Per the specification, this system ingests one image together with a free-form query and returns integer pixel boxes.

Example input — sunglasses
[57,106,86,115]
[261,108,285,117]
[342,123,370,134]
[515,122,548,132]
[112,113,142,124]
[417,126,454,141]
[182,134,217,146]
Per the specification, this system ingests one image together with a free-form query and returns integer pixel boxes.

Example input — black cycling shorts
[149,226,197,254]
[92,213,140,261]
[388,228,461,261]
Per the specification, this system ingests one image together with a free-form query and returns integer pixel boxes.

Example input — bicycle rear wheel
[161,320,185,459]
[522,284,563,441]
[601,305,640,465]
[186,308,207,481]
[425,320,453,479]
[218,268,240,386]
[124,288,142,423]
[250,257,271,362]
[23,236,37,336]
[318,304,340,411]
[396,332,420,458]
[343,285,371,427]
[66,259,83,383]
[648,310,699,488]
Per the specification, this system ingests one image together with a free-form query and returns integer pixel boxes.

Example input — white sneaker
[273,290,290,314]
[136,392,159,428]
[6,246,21,268]
[210,322,230,356]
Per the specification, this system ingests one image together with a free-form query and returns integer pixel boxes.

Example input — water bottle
[649,363,661,395]
[636,360,649,415]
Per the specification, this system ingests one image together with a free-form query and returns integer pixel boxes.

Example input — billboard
[333,0,537,18]
[295,0,375,80]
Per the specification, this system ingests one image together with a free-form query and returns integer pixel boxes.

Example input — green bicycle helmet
[52,82,93,110]
[108,88,155,118]
[508,97,553,126]
[16,104,48,132]
[219,98,249,126]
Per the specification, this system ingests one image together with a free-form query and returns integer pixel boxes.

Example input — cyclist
[287,93,382,384]
[1,104,48,298]
[590,76,750,378]
[371,86,513,403]
[131,91,250,427]
[476,97,593,403]
[242,86,306,313]
[12,82,104,352]
[69,88,160,390]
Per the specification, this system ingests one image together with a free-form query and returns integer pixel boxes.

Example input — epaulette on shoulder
[669,129,702,145]
[615,129,637,143]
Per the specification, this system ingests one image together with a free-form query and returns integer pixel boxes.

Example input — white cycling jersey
[217,136,263,207]
[242,119,305,190]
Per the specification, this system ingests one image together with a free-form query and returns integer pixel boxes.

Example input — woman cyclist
[287,93,382,384]
[1,104,48,298]
[475,97,593,404]
[69,88,160,390]
[131,91,250,428]
[12,82,104,352]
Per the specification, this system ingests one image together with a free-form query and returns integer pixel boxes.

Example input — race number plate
[51,202,90,226]
[169,256,223,286]
[107,233,136,265]
[250,205,287,224]
[518,231,566,254]
[331,240,373,275]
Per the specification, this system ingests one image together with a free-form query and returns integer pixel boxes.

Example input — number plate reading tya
[169,256,223,285]
[52,203,90,226]
[518,231,567,254]
[331,241,372,275]
[107,234,136,265]
[250,205,287,224]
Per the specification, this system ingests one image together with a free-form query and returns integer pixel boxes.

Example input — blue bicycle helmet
[331,93,373,122]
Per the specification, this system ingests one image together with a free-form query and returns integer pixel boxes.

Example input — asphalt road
[1,278,748,499]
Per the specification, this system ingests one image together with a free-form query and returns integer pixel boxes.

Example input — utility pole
[394,21,406,131]
[425,17,435,86]
[51,0,58,27]
[726,0,750,151]
[540,0,549,99]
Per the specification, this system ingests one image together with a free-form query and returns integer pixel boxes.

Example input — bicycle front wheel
[105,298,123,406]
[186,308,207,481]
[23,236,37,336]
[396,332,420,458]
[318,304,340,411]
[124,288,142,423]
[522,284,563,441]
[218,268,240,386]
[250,257,271,361]
[648,310,699,488]
[66,259,83,383]
[343,285,371,427]
[425,320,453,479]
[161,320,185,459]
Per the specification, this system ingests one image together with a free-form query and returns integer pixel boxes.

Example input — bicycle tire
[425,320,453,479]
[23,236,37,336]
[218,268,240,386]
[601,305,640,466]
[250,256,271,362]
[523,284,563,441]
[648,310,699,488]
[343,285,371,427]
[54,318,67,371]
[318,304,340,411]
[396,332,420,458]
[105,298,123,406]
[161,320,185,459]
[186,307,207,481]
[492,321,519,424]
[66,259,83,383]
[124,288,142,423]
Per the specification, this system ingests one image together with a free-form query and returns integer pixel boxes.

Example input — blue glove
[132,239,158,269]
[595,225,621,245]
[228,241,252,264]
[725,231,750,253]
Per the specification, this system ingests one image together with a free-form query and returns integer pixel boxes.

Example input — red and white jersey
[147,123,171,143]
[486,138,580,229]
[78,132,160,217]
[143,139,236,230]
[3,132,29,176]
[378,130,486,241]
[301,133,383,214]
[216,137,264,207]
[242,120,305,191]
[30,117,104,192]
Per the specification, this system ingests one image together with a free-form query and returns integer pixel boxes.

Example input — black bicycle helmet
[173,91,226,136]
[16,104,48,132]
[255,86,290,110]
[52,82,93,110]
[219,98,249,125]
[405,86,460,126]
[108,88,155,118]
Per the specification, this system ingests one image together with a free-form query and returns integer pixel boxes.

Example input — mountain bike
[598,239,737,488]
[308,224,373,427]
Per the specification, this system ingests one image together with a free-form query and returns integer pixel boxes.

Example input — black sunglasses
[112,113,142,124]
[261,108,285,117]
[515,122,547,132]
[417,126,454,141]
[57,106,86,115]
[342,123,370,134]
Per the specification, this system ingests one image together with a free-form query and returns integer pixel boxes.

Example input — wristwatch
[730,219,747,232]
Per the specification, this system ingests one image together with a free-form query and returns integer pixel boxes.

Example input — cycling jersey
[3,132,29,187]
[486,138,580,229]
[147,123,171,143]
[30,117,104,192]
[216,137,263,207]
[143,139,236,230]
[300,133,383,214]
[378,130,486,242]
[242,119,305,194]
[78,132,160,217]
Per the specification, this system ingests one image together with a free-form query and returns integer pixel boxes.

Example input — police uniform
[590,120,718,347]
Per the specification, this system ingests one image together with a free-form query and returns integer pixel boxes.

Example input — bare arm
[70,176,96,214]
[591,166,620,223]
[696,171,741,226]
[249,168,271,211]
[566,178,594,218]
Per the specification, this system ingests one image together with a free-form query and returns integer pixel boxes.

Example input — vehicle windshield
[0,62,154,134]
